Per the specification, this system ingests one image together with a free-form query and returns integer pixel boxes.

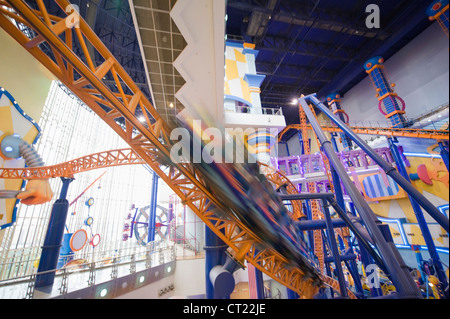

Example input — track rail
[278,123,449,142]
[0,148,145,179]
[0,0,355,298]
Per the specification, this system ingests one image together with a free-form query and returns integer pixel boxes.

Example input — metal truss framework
[0,148,145,179]
[0,0,355,298]
[278,124,450,142]
[227,0,391,41]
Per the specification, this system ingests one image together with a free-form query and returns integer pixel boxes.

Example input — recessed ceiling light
[169,103,174,108]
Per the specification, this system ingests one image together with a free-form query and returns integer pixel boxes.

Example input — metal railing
[0,240,176,299]
[228,105,284,116]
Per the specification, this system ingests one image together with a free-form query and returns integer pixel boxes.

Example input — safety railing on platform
[0,239,175,299]
[276,147,398,178]
[317,117,448,131]
[228,105,284,116]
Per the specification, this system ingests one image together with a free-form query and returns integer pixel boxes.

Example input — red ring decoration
[378,100,387,116]
[378,96,406,116]
[342,112,350,124]
[90,234,101,247]
[397,96,406,111]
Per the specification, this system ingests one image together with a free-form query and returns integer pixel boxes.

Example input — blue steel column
[308,94,449,233]
[204,224,228,299]
[300,96,422,298]
[331,128,365,297]
[350,199,382,297]
[388,137,448,296]
[248,253,265,299]
[326,93,353,150]
[427,0,449,37]
[364,57,407,128]
[322,199,348,298]
[438,141,449,172]
[35,177,74,289]
[147,171,159,243]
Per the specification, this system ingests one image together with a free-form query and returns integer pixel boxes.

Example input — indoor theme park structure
[0,0,448,300]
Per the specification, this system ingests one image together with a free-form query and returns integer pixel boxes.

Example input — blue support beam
[147,171,159,243]
[438,141,449,172]
[322,199,348,298]
[388,137,448,296]
[205,225,228,299]
[35,177,74,290]
[308,94,449,233]
[300,95,422,298]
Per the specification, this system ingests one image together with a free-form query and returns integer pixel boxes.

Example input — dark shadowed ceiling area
[27,1,435,127]
[226,0,434,125]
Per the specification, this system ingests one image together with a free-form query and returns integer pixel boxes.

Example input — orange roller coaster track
[0,0,355,297]
[0,148,145,179]
[278,124,449,142]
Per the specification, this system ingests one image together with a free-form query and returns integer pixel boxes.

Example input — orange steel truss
[0,0,357,298]
[0,148,145,179]
[297,103,325,275]
[278,124,450,143]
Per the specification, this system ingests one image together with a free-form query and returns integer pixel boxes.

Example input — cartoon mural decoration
[0,86,53,230]
[354,150,449,250]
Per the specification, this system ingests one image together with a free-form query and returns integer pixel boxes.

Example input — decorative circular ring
[86,197,95,207]
[70,229,88,252]
[90,234,101,247]
[84,216,94,226]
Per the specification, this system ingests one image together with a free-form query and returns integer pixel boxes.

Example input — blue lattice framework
[326,93,353,150]
[427,0,449,38]
[364,56,407,128]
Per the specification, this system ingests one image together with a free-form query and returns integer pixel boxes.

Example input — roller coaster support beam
[328,134,346,211]
[322,199,348,298]
[388,137,448,296]
[327,199,387,275]
[348,203,382,297]
[279,193,334,200]
[285,193,384,296]
[328,156,364,297]
[205,224,229,299]
[307,94,449,234]
[147,171,159,243]
[0,0,346,297]
[299,95,422,298]
[295,218,358,231]
[35,177,74,290]
[438,141,449,172]
[204,204,242,299]
[323,254,357,263]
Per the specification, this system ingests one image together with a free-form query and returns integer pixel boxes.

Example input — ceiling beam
[317,0,431,98]
[259,36,363,63]
[257,61,337,83]
[227,0,391,40]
